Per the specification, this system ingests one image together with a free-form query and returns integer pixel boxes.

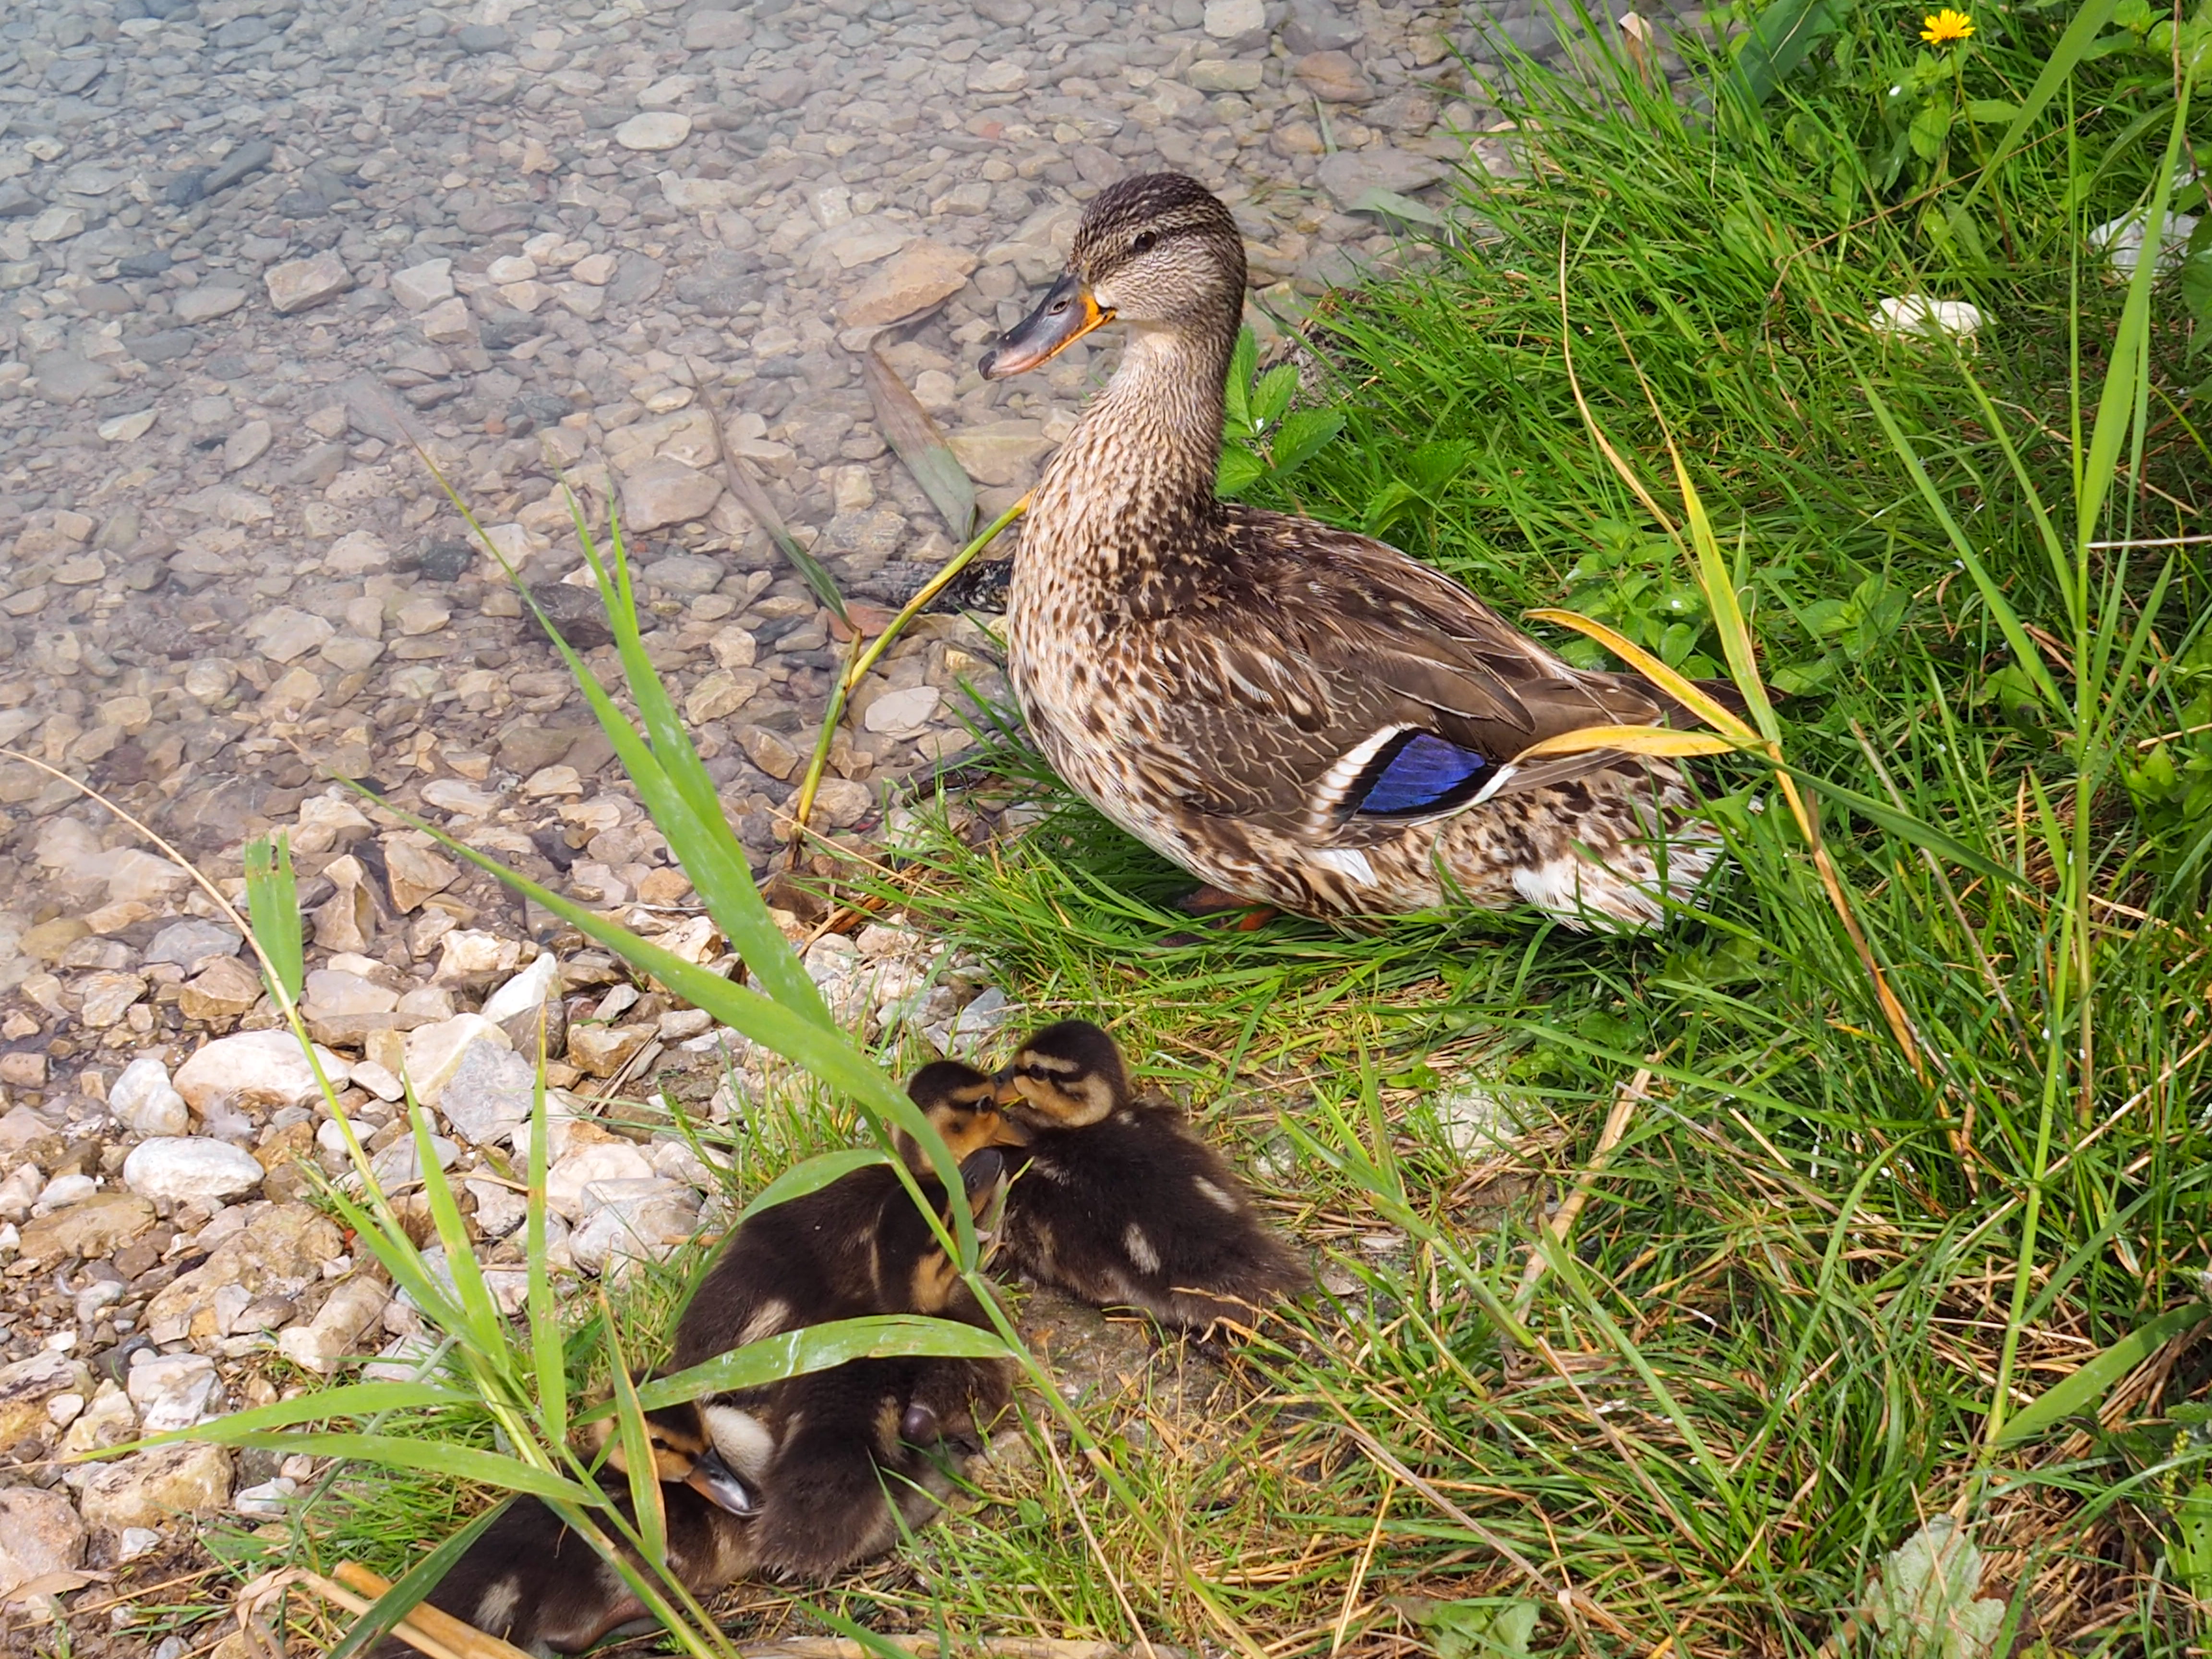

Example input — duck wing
[1126,509,1670,834]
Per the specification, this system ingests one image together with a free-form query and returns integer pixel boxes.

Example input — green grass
[156,6,2212,1657]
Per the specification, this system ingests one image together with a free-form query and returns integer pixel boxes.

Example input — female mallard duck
[994,1020,1307,1334]
[979,172,1727,930]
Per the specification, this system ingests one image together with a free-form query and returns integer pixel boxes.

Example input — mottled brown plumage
[994,1019,1308,1334]
[981,171,1728,929]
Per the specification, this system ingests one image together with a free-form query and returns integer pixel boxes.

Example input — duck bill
[684,1446,758,1516]
[979,272,1112,379]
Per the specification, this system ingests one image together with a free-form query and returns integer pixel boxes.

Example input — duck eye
[1131,231,1158,255]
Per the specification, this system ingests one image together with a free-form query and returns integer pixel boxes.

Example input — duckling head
[894,1059,1032,1175]
[588,1399,760,1517]
[994,1020,1131,1129]
[980,173,1245,379]
[904,1146,1010,1311]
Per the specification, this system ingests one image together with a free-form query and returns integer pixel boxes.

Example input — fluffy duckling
[370,1404,755,1659]
[667,1126,1015,1581]
[995,1020,1307,1334]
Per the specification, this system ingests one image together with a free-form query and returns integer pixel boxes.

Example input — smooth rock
[122,1139,266,1205]
[126,1354,222,1435]
[276,1276,389,1374]
[110,1057,189,1135]
[567,1022,653,1078]
[619,458,721,531]
[545,1141,654,1218]
[145,917,245,968]
[265,252,353,315]
[77,1443,234,1533]
[1294,49,1375,101]
[863,684,942,734]
[17,1192,155,1264]
[1204,0,1265,35]
[1316,148,1450,207]
[1188,59,1265,91]
[391,259,454,311]
[402,1014,510,1106]
[615,112,692,151]
[480,952,561,1025]
[434,1040,536,1145]
[568,1178,701,1274]
[842,240,978,327]
[174,287,249,324]
[173,1030,346,1110]
[0,1488,85,1603]
[178,956,265,1021]
[384,842,458,911]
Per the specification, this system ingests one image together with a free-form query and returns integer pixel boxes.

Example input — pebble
[121,1138,267,1205]
[265,251,354,315]
[0,1488,86,1603]
[614,112,693,152]
[173,1030,347,1111]
[109,1057,189,1136]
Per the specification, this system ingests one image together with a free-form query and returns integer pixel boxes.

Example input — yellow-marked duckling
[370,1403,755,1659]
[995,1020,1307,1334]
[666,1104,1016,1581]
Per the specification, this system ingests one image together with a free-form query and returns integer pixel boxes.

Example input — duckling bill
[981,170,1739,931]
[994,1019,1307,1334]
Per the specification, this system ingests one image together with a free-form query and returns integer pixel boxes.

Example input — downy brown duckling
[995,1019,1308,1334]
[667,1131,1016,1581]
[369,1404,755,1659]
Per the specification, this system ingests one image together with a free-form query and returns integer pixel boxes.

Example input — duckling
[369,1403,755,1659]
[667,1131,1016,1581]
[994,1019,1307,1334]
[978,171,1737,930]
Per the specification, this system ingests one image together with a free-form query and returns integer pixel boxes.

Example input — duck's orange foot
[1170,886,1280,935]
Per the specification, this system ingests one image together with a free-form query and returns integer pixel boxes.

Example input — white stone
[567,1178,702,1274]
[482,953,562,1024]
[863,684,942,734]
[173,1030,347,1110]
[545,1142,654,1219]
[1869,294,1988,341]
[174,286,249,323]
[614,111,692,151]
[109,1058,188,1137]
[401,1014,510,1106]
[619,457,722,531]
[120,1139,265,1206]
[1204,0,1265,34]
[96,409,156,443]
[391,258,455,311]
[265,251,353,315]
[2090,210,2199,278]
[125,1354,222,1435]
[275,1276,389,1375]
[76,1443,233,1533]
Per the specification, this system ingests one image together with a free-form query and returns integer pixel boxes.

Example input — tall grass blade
[404,1089,506,1361]
[736,1148,892,1224]
[1996,1303,2208,1445]
[864,349,975,541]
[624,1315,1012,1415]
[324,1502,512,1659]
[600,1292,669,1565]
[243,833,304,1006]
[525,1036,566,1447]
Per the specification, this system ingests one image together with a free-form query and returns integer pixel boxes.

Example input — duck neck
[1044,315,1235,553]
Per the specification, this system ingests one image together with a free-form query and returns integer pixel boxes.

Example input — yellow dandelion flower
[1920,8,1974,45]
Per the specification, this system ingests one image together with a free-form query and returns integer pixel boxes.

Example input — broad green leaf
[1348,186,1444,228]
[1966,99,2020,123]
[1272,408,1345,474]
[121,1382,466,1451]
[1727,0,1838,107]
[1252,362,1298,429]
[1225,325,1257,429]
[1423,1598,1542,1659]
[1997,1304,2209,1444]
[620,1316,1013,1416]
[242,835,303,1006]
[406,1090,506,1362]
[179,1431,596,1502]
[864,349,975,541]
[325,1501,512,1659]
[737,1148,893,1225]
[601,1293,668,1566]
[1908,98,1951,163]
[526,1045,566,1445]
[1216,446,1269,497]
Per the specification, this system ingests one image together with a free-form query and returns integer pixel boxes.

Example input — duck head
[993,1019,1132,1129]
[980,172,1247,379]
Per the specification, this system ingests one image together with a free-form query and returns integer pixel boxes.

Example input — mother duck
[979,171,1725,930]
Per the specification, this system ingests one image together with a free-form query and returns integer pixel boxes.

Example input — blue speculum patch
[1352,731,1492,817]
